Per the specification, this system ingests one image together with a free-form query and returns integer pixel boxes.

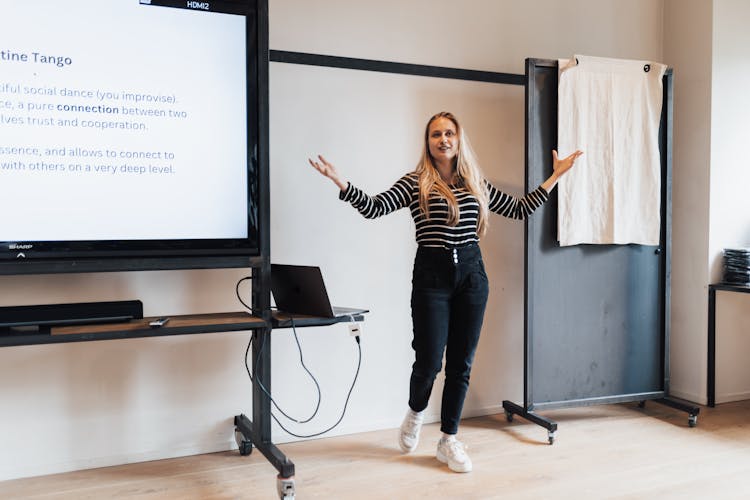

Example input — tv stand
[0,311,266,347]
[232,308,367,498]
[0,295,366,500]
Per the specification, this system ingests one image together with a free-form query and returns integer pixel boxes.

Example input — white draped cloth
[557,54,667,246]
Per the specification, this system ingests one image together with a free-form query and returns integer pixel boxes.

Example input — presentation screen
[0,0,262,266]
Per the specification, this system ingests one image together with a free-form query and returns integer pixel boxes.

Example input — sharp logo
[187,1,210,10]
[9,243,33,250]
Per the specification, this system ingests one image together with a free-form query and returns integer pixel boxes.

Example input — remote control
[149,317,170,328]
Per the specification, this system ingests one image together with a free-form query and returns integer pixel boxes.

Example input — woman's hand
[308,154,348,191]
[541,149,583,192]
[552,149,583,178]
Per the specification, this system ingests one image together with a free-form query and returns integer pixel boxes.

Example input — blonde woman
[310,111,582,472]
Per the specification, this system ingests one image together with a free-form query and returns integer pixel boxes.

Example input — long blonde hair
[415,111,490,237]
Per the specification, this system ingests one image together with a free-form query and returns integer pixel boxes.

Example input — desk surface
[272,311,366,329]
[709,283,750,293]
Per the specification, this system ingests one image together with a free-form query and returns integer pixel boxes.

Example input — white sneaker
[436,437,472,473]
[398,409,424,453]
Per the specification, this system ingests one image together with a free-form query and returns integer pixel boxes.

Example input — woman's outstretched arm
[309,154,414,219]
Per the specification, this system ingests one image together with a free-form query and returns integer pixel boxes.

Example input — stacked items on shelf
[723,248,750,286]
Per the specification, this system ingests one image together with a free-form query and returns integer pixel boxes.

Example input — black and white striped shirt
[339,172,549,248]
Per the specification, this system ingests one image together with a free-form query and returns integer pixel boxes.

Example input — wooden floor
[3,400,750,499]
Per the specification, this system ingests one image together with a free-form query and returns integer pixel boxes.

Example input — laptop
[270,264,369,318]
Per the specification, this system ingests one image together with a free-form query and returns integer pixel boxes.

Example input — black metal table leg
[502,400,558,444]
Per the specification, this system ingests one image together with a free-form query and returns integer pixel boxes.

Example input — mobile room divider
[502,58,699,444]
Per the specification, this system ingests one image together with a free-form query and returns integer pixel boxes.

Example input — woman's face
[427,117,459,166]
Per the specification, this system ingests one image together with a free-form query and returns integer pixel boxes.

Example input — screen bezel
[0,0,266,274]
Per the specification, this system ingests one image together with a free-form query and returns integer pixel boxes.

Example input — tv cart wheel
[277,475,295,499]
[547,430,555,445]
[234,428,253,456]
[688,414,698,428]
[638,400,646,408]
[504,410,513,422]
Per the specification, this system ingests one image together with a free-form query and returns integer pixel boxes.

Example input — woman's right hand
[308,154,348,191]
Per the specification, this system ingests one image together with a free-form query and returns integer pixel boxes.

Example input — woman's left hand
[540,149,583,192]
[552,149,583,178]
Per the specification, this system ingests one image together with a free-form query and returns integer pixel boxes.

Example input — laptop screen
[271,264,336,317]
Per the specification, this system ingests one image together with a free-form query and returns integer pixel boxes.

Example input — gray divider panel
[524,58,670,410]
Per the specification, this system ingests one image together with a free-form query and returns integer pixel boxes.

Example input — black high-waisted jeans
[408,243,489,435]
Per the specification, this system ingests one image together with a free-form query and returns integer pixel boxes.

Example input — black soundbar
[0,300,143,328]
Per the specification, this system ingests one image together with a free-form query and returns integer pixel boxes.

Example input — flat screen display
[0,0,262,267]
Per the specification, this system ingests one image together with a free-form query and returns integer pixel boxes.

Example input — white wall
[664,0,750,405]
[0,0,665,481]
[270,0,663,73]
[0,269,254,480]
[663,0,713,403]
[710,0,750,270]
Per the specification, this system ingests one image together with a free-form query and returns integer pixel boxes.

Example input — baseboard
[271,404,507,444]
[666,388,705,406]
[715,391,750,405]
[0,439,236,482]
[0,404,523,480]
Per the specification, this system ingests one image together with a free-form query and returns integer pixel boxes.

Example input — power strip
[348,323,362,337]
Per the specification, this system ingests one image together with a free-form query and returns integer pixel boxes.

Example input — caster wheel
[277,476,295,500]
[638,401,646,408]
[688,415,698,428]
[547,431,555,445]
[234,428,253,456]
[238,440,253,456]
[504,410,514,423]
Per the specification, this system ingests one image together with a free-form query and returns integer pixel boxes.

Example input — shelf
[271,311,366,329]
[0,310,368,347]
[0,312,266,347]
